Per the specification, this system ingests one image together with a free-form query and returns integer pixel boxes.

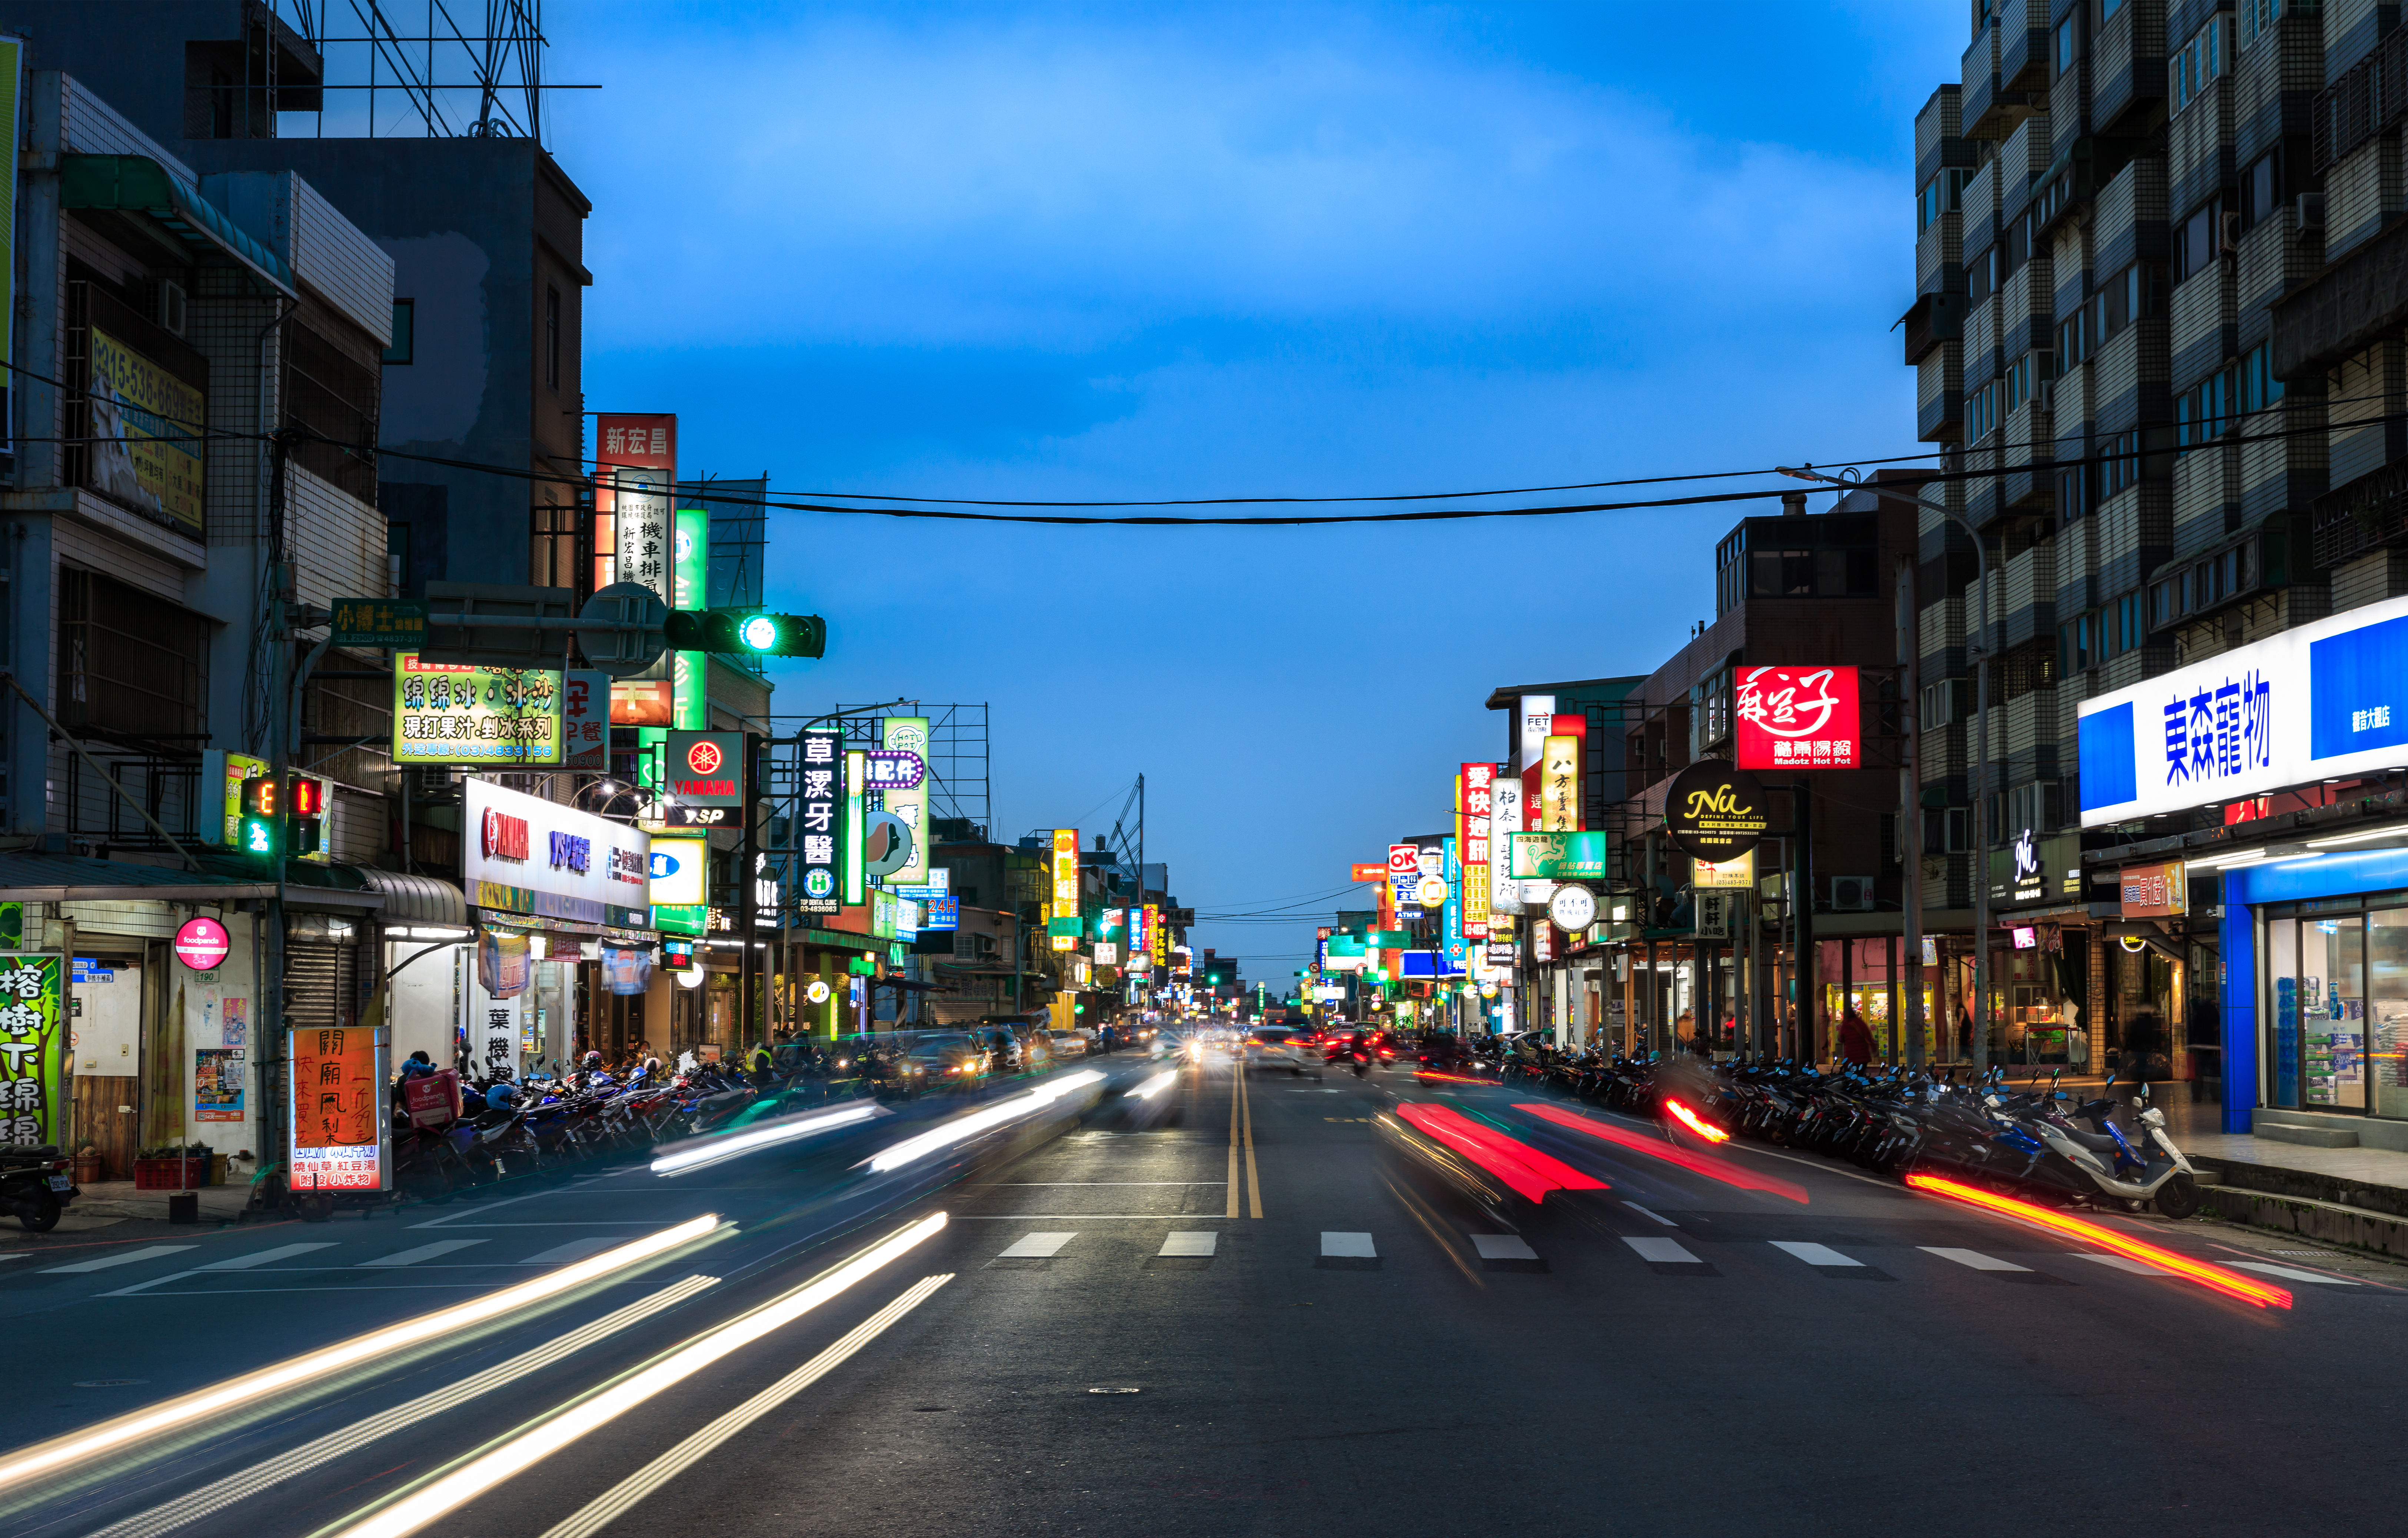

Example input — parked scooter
[0,1142,75,1231]
[2022,1080,2202,1217]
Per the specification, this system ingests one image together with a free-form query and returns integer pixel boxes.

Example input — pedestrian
[1837,1006,1874,1066]
[1674,1010,1696,1053]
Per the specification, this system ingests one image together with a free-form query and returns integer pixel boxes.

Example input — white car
[1049,1030,1088,1057]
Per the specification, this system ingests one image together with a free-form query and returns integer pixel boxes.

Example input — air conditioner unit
[154,279,187,336]
[2219,210,2242,256]
[1830,876,1877,912]
[2296,194,2325,234]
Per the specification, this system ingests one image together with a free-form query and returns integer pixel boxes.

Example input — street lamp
[1779,464,1992,1075]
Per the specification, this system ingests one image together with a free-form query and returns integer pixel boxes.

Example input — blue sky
[550,2,1965,976]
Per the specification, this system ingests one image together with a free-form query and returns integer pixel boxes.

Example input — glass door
[2304,916,2367,1109]
[2371,910,2408,1119]
[2268,917,2298,1108]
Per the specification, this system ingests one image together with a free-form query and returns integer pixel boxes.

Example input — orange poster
[289,1026,382,1189]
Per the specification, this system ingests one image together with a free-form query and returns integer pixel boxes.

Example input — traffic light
[663,609,827,658]
[237,774,277,856]
[236,773,324,858]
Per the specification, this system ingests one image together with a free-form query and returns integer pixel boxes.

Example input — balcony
[1997,0,2052,93]
[1997,538,2057,650]
[2088,0,2164,137]
[1901,291,1963,367]
[1962,26,2000,138]
[2312,461,2408,569]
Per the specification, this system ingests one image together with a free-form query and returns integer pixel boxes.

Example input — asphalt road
[9,1047,2408,1538]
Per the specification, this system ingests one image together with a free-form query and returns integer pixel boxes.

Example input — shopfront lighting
[2305,825,2408,848]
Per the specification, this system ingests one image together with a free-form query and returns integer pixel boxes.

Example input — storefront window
[2268,916,2298,1107]
[2369,909,2408,1118]
[2305,916,2365,1108]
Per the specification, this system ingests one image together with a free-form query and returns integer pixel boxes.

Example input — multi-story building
[1909,0,2380,1097]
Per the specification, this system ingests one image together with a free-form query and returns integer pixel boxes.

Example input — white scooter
[2025,1080,2201,1218]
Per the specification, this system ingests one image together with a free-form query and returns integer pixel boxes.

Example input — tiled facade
[1906,0,2402,860]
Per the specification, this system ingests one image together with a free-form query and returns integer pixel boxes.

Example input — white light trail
[650,1102,884,1175]
[865,1071,1104,1173]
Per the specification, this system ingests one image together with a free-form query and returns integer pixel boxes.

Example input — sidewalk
[2161,1097,2408,1259]
[41,1179,254,1233]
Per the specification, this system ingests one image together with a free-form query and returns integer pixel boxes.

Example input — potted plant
[70,1140,100,1185]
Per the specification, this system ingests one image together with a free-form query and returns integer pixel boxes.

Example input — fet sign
[174,915,230,970]
[1736,666,1860,770]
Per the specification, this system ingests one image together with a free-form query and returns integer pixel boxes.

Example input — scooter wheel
[2153,1173,2202,1220]
[18,1190,60,1232]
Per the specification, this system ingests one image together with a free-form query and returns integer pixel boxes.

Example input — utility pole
[1898,551,1926,1067]
[265,427,295,1186]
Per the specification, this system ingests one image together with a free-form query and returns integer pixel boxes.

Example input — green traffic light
[738,614,779,650]
[664,608,827,658]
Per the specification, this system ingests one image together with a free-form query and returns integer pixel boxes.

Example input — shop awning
[0,850,380,909]
[61,155,297,297]
[357,868,467,926]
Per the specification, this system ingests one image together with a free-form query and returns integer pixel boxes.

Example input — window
[2243,0,2316,49]
[1918,168,1967,232]
[383,299,413,365]
[2056,16,2077,76]
[57,567,208,740]
[2175,197,2225,283]
[2057,305,2093,369]
[2178,365,2238,452]
[1968,378,2000,443]
[2097,262,2164,341]
[2099,429,2143,498]
[285,321,382,503]
[2243,342,2285,412]
[545,285,561,391]
[2061,612,2093,674]
[2240,147,2284,232]
[1969,243,1999,303]
[2057,463,2090,523]
[2171,15,2230,113]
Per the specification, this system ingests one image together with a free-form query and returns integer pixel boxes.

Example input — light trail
[865,1072,1103,1173]
[650,1103,884,1175]
[1903,1173,2291,1309]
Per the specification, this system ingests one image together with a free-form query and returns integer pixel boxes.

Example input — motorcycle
[0,1143,75,1232]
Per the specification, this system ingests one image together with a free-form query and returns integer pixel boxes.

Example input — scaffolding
[270,0,582,144]
[834,704,992,837]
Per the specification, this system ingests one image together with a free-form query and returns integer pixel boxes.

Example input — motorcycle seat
[0,1144,60,1163]
[698,1089,750,1113]
[2055,1126,2121,1153]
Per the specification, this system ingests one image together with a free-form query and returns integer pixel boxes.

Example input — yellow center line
[1240,1059,1264,1219]
[1226,1063,1241,1220]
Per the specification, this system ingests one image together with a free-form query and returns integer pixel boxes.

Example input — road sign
[578,582,669,677]
[329,598,426,648]
[420,581,575,668]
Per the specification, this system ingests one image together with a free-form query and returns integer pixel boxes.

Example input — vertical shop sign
[1490,778,1524,914]
[1441,837,1467,973]
[562,669,609,770]
[595,414,676,600]
[843,749,868,905]
[1387,843,1419,913]
[671,505,709,729]
[290,1023,383,1190]
[1050,829,1080,952]
[0,953,65,1147]
[1541,718,1584,831]
[1460,762,1494,939]
[798,727,844,915]
[882,716,931,884]
[1150,904,1167,969]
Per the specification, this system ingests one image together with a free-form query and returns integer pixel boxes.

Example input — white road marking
[1770,1241,1863,1268]
[2228,1260,2361,1286]
[998,1232,1076,1258]
[1470,1234,1539,1262]
[521,1237,628,1265]
[1158,1232,1217,1257]
[1320,1232,1377,1258]
[1623,1236,1701,1265]
[40,1245,196,1274]
[362,1239,490,1268]
[199,1243,338,1271]
[1919,1246,2031,1272]
[2076,1252,2172,1276]
[1622,1202,1677,1226]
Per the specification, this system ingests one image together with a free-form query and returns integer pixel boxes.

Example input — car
[1242,1026,1320,1077]
[1049,1030,1088,1057]
[898,1033,991,1089]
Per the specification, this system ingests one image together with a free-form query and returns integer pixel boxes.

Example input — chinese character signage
[2120,860,2188,919]
[1050,829,1080,951]
[328,598,428,648]
[1509,831,1611,881]
[797,727,844,915]
[0,954,64,1148]
[1693,851,1755,889]
[1459,763,1494,940]
[882,717,931,885]
[671,506,709,730]
[88,325,206,532]
[563,669,609,770]
[393,653,563,765]
[1387,843,1419,912]
[1490,778,1524,914]
[1735,666,1860,771]
[1441,837,1467,972]
[1540,721,1583,831]
[844,750,869,905]
[596,413,676,599]
[290,1024,384,1190]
